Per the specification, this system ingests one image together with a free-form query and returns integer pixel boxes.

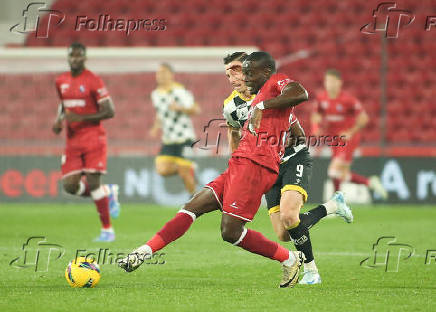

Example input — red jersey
[232,73,294,173]
[55,69,110,145]
[315,90,363,135]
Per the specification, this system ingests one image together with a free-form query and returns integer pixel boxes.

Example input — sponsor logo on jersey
[63,99,86,108]
[60,83,69,93]
[320,100,329,109]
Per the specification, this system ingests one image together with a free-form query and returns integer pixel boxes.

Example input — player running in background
[52,42,120,242]
[149,63,199,197]
[120,52,308,288]
[311,69,388,199]
[223,52,353,285]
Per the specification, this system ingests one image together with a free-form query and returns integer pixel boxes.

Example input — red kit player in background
[311,69,387,199]
[52,42,121,242]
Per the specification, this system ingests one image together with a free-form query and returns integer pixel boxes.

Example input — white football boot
[328,191,353,223]
[299,269,322,285]
[118,246,151,272]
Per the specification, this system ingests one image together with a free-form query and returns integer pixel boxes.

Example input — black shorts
[157,140,193,165]
[265,147,312,214]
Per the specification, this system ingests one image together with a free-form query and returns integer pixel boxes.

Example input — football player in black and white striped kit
[222,52,353,285]
[150,63,199,196]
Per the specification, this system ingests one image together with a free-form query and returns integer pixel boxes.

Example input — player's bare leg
[269,190,353,285]
[178,163,196,195]
[62,173,82,195]
[278,189,320,283]
[118,188,220,272]
[86,173,115,242]
[269,212,291,242]
[155,158,178,176]
[220,213,303,288]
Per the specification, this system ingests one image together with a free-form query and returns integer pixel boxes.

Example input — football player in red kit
[119,52,309,288]
[312,69,387,199]
[52,42,120,242]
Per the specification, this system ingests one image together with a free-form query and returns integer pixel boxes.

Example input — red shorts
[331,133,361,163]
[206,156,277,222]
[61,138,107,178]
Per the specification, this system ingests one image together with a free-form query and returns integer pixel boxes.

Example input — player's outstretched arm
[52,103,64,134]
[262,82,308,110]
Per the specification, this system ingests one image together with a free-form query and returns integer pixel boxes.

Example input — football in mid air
[223,101,250,128]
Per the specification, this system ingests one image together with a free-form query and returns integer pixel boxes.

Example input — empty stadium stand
[1,0,434,155]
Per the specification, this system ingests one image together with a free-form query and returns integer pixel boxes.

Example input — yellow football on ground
[65,257,101,288]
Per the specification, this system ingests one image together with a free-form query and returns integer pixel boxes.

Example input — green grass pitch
[0,203,435,311]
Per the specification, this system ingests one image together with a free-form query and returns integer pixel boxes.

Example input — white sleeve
[151,90,158,108]
[174,88,194,108]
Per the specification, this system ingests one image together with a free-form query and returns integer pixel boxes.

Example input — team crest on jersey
[60,83,69,94]
[79,85,85,93]
[336,103,343,111]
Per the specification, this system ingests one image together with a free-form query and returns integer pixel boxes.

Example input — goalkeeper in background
[149,63,200,197]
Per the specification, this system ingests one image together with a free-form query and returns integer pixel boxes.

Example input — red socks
[95,197,111,229]
[146,210,195,253]
[333,178,341,192]
[145,212,291,264]
[236,229,290,262]
[91,186,111,229]
[333,172,369,191]
[350,172,369,185]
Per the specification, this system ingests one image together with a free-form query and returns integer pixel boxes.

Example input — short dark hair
[223,52,248,65]
[68,42,86,54]
[325,68,342,79]
[245,51,276,73]
[160,62,174,72]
